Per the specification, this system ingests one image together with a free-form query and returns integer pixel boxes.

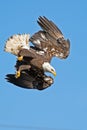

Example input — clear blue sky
[0,0,87,130]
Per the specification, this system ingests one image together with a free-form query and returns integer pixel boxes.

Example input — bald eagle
[4,34,56,90]
[4,34,56,78]
[4,16,70,90]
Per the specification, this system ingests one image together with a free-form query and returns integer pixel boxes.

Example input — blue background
[0,0,87,130]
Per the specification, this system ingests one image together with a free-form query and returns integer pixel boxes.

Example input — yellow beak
[52,71,56,76]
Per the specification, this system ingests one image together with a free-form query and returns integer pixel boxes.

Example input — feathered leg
[15,65,31,78]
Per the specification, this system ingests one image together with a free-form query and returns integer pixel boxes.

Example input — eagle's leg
[15,65,31,78]
[17,56,23,61]
[15,70,20,78]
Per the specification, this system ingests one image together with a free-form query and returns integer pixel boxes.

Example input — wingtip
[38,16,48,21]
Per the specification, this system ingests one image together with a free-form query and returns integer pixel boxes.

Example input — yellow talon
[17,56,23,61]
[15,71,21,78]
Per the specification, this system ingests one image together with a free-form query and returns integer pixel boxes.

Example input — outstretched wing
[6,70,54,90]
[30,16,70,59]
[37,16,63,40]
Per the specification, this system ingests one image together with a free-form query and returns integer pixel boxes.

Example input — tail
[4,34,30,56]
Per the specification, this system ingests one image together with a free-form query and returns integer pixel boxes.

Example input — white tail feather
[4,34,30,55]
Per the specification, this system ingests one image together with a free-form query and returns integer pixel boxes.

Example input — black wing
[6,70,54,90]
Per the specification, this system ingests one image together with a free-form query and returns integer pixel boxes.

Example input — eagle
[4,34,56,78]
[4,34,56,89]
[4,16,70,90]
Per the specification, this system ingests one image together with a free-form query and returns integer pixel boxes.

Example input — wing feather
[6,70,53,90]
[30,31,54,50]
[37,16,64,40]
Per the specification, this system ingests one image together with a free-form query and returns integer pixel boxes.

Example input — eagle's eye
[51,68,54,72]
